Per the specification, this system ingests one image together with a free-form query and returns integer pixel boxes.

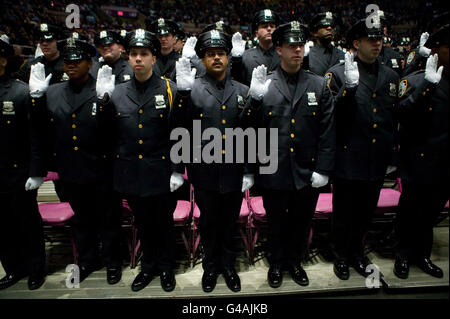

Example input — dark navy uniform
[0,74,46,283]
[304,12,345,76]
[378,45,403,76]
[395,23,449,270]
[40,38,122,272]
[244,65,335,268]
[173,30,250,276]
[327,49,399,265]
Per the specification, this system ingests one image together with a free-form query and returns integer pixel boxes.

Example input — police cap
[36,24,63,41]
[195,30,231,58]
[310,12,336,32]
[201,21,233,35]
[346,17,384,48]
[425,24,449,48]
[125,29,161,57]
[57,37,97,62]
[0,34,14,58]
[149,18,179,36]
[272,21,309,47]
[95,30,124,47]
[252,9,280,34]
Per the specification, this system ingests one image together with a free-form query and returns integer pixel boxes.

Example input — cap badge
[40,24,48,32]
[120,30,127,37]
[326,12,332,19]
[67,37,76,47]
[158,18,165,27]
[135,29,145,40]
[100,31,107,39]
[72,32,79,40]
[291,21,300,31]
[210,30,221,40]
[264,10,272,18]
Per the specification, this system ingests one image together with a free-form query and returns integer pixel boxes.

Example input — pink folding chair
[39,172,78,264]
[191,190,252,266]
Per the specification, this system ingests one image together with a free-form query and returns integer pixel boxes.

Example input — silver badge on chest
[2,101,15,115]
[155,95,166,109]
[307,92,318,106]
[91,102,97,116]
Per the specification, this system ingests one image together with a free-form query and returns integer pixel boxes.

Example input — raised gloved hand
[419,32,431,58]
[241,174,254,192]
[96,65,115,99]
[231,32,246,57]
[25,177,44,191]
[344,51,359,88]
[35,43,44,57]
[176,57,197,90]
[250,65,271,100]
[29,63,52,98]
[182,36,198,59]
[386,166,397,175]
[311,172,329,188]
[170,172,185,192]
[304,41,311,57]
[424,53,443,84]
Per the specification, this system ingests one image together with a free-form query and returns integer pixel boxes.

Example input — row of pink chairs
[39,173,448,268]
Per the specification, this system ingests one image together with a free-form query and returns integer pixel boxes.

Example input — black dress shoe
[160,271,176,292]
[202,271,218,293]
[0,273,26,290]
[223,268,241,292]
[289,265,309,286]
[267,265,283,288]
[333,260,350,280]
[131,271,154,292]
[352,257,370,278]
[393,257,409,279]
[107,267,122,285]
[28,272,46,290]
[416,258,443,278]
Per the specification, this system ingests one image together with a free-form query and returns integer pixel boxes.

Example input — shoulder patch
[398,80,407,98]
[324,72,332,87]
[406,51,415,65]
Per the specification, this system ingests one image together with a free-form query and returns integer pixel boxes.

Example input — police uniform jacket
[378,46,403,76]
[242,67,335,191]
[173,73,250,193]
[326,58,399,181]
[403,48,426,77]
[304,42,345,76]
[153,50,180,81]
[237,45,280,85]
[397,70,449,184]
[0,76,46,193]
[89,57,133,84]
[105,74,177,197]
[43,75,110,184]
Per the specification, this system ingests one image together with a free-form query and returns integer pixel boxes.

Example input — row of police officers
[0,8,448,293]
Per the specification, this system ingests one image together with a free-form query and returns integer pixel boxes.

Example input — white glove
[176,56,197,90]
[29,63,52,98]
[231,32,246,57]
[311,172,329,188]
[170,172,184,192]
[25,177,44,191]
[424,53,443,84]
[182,36,198,59]
[96,65,115,99]
[418,32,431,58]
[304,41,310,57]
[35,43,44,57]
[386,166,397,175]
[249,65,271,100]
[344,51,359,88]
[241,174,254,192]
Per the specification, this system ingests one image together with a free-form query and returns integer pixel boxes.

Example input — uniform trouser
[261,186,319,268]
[0,189,45,276]
[126,193,177,273]
[62,182,122,269]
[395,180,449,261]
[331,178,384,262]
[194,188,242,274]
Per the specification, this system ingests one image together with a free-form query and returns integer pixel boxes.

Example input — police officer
[242,21,335,288]
[0,35,46,291]
[173,30,252,293]
[149,18,181,81]
[233,9,281,85]
[376,11,404,76]
[13,24,67,84]
[394,24,448,279]
[305,12,345,76]
[90,30,133,84]
[326,17,399,280]
[403,12,448,77]
[100,29,182,292]
[173,26,187,54]
[29,35,123,285]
